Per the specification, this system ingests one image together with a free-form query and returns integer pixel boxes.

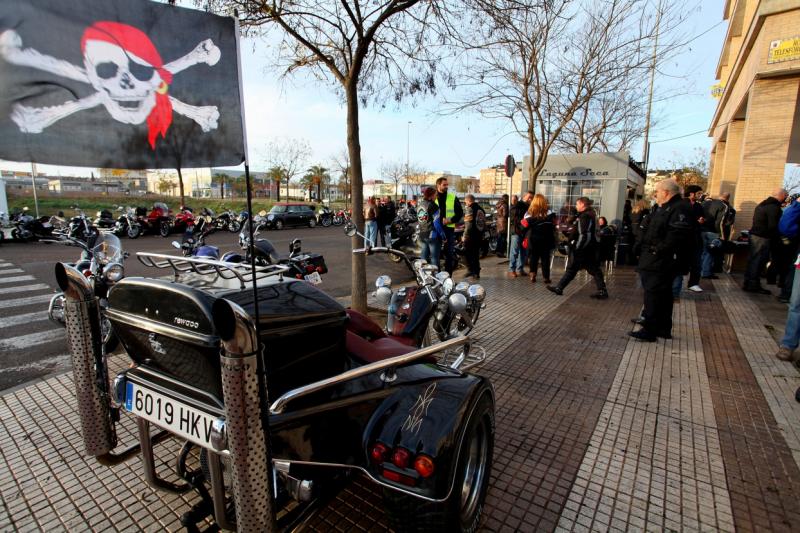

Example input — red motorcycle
[135,202,173,237]
[171,205,196,235]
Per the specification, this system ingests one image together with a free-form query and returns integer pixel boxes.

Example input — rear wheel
[321,216,332,227]
[308,218,316,228]
[228,220,241,233]
[383,392,494,532]
[159,220,171,237]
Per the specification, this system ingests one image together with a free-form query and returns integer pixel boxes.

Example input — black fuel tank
[108,278,348,401]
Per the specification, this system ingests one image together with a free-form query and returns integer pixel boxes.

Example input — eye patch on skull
[128,60,155,82]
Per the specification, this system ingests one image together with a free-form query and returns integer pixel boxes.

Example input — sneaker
[590,289,608,299]
[547,286,563,296]
[628,330,657,342]
[688,285,703,293]
[776,346,794,361]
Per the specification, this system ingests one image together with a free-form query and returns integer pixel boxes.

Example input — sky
[1,0,729,181]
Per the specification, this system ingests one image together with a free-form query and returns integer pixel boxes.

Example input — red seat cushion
[345,308,386,340]
[345,330,415,364]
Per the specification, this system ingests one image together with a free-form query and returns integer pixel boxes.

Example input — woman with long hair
[522,193,556,283]
[364,196,378,249]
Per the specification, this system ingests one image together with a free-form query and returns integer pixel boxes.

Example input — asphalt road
[0,224,413,391]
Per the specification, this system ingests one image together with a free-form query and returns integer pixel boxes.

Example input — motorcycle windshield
[92,233,123,264]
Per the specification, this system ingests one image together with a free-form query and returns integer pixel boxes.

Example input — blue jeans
[420,235,441,269]
[672,275,682,298]
[364,220,378,248]
[701,231,719,277]
[509,234,527,272]
[781,268,800,349]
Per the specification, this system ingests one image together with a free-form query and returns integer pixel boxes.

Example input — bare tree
[448,0,689,188]
[330,147,351,208]
[206,1,451,311]
[380,159,406,199]
[264,137,311,201]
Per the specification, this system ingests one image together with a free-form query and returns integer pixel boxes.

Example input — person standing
[463,194,485,279]
[743,188,787,293]
[364,196,378,250]
[521,193,556,283]
[377,196,396,247]
[777,195,800,303]
[776,249,800,363]
[417,187,442,268]
[700,193,728,279]
[547,197,608,299]
[508,192,533,277]
[630,199,651,264]
[630,179,692,342]
[495,194,509,258]
[435,177,463,275]
[673,185,705,294]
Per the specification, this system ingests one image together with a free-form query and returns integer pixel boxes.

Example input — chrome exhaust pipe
[213,298,277,532]
[55,262,116,457]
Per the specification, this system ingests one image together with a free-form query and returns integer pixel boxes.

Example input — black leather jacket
[638,194,692,273]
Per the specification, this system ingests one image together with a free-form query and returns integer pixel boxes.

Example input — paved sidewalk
[2,264,800,532]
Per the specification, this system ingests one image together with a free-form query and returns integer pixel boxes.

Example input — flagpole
[233,12,277,529]
[30,162,40,217]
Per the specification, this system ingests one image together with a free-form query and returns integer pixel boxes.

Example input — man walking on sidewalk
[630,179,692,342]
[547,197,608,299]
[743,188,787,293]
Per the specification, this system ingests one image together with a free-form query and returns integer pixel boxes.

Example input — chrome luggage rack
[137,252,289,288]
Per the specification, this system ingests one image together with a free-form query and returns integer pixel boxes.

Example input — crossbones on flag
[0,0,245,169]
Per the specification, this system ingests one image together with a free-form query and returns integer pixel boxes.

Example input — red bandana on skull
[81,21,173,149]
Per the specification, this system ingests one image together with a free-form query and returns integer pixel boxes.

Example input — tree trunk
[221,176,225,199]
[528,134,537,192]
[177,167,185,206]
[275,180,281,202]
[346,81,367,313]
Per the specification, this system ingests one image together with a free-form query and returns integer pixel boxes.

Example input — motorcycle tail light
[295,274,303,279]
[383,469,417,487]
[414,455,435,478]
[82,269,92,278]
[371,442,390,464]
[316,266,325,273]
[392,447,411,469]
[305,264,314,273]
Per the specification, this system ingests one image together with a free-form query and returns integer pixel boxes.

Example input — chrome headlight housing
[104,262,124,283]
[413,259,426,270]
[435,271,450,282]
[442,278,454,296]
[375,275,392,289]
[467,284,486,303]
[375,286,393,306]
[455,281,470,294]
[267,214,275,220]
[448,293,468,314]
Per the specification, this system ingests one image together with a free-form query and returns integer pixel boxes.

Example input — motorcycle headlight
[448,293,468,314]
[442,278,454,296]
[375,286,393,306]
[375,275,392,289]
[413,259,426,270]
[455,281,470,294]
[435,271,450,282]
[267,214,274,220]
[467,284,486,303]
[104,262,124,283]
[95,211,101,217]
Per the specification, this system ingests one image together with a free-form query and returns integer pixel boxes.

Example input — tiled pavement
[2,263,800,532]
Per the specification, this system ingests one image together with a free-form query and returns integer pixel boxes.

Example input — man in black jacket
[462,194,485,279]
[377,196,396,247]
[743,188,787,293]
[701,193,728,279]
[630,179,692,341]
[547,197,608,299]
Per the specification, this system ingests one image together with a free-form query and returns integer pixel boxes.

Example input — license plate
[304,271,322,284]
[125,382,218,450]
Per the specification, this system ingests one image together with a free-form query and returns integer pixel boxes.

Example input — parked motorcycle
[317,205,334,227]
[10,207,57,241]
[93,209,116,230]
[346,222,485,346]
[48,232,126,352]
[172,214,219,259]
[135,202,172,237]
[387,209,420,263]
[332,208,350,226]
[113,206,142,239]
[67,208,99,242]
[170,205,195,236]
[210,206,239,232]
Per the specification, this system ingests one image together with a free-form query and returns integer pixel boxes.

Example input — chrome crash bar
[137,252,289,289]
[269,335,471,414]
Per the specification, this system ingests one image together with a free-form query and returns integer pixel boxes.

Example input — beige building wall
[709,0,800,229]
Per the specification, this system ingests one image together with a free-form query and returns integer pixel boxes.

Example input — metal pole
[641,0,662,173]
[406,121,411,201]
[30,162,39,217]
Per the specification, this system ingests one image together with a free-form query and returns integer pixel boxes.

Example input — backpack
[722,204,736,227]
[474,207,486,232]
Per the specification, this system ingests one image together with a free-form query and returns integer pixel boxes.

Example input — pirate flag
[0,0,245,169]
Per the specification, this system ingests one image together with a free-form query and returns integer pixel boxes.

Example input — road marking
[0,275,35,284]
[0,329,64,351]
[0,311,49,329]
[3,294,54,308]
[0,268,24,275]
[0,283,49,295]
[0,262,13,268]
[0,353,70,375]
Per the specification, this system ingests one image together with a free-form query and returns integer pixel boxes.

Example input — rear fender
[363,372,493,500]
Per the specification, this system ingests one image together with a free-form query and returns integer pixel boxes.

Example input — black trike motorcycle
[56,240,494,531]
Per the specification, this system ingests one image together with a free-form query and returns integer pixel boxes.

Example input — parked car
[262,202,318,229]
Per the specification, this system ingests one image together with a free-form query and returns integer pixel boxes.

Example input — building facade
[479,164,522,195]
[707,0,800,226]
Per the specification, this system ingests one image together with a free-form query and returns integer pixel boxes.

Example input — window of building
[539,179,604,219]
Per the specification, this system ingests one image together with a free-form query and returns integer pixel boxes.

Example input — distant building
[146,168,213,198]
[707,0,800,226]
[478,164,522,195]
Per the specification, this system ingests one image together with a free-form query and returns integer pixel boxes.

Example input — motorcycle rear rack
[137,252,289,289]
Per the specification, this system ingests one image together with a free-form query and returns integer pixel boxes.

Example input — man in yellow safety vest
[435,177,464,275]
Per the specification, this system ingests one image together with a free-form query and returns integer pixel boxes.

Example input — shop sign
[710,83,725,99]
[768,36,800,64]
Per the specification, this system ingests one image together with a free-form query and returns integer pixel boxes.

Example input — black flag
[0,0,245,169]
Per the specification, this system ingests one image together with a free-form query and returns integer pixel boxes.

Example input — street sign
[504,154,515,178]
